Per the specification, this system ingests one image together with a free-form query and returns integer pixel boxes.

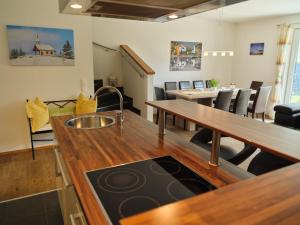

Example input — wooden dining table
[166,88,256,130]
[167,87,256,106]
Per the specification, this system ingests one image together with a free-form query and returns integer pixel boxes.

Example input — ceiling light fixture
[168,14,178,19]
[203,51,234,57]
[71,3,82,9]
[204,8,234,57]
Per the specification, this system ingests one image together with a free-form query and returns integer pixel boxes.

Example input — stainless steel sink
[65,115,115,129]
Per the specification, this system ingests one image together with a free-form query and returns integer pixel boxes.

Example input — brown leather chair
[247,86,272,121]
[250,81,263,101]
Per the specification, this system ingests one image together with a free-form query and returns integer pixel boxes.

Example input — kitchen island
[51,102,300,225]
[51,110,251,225]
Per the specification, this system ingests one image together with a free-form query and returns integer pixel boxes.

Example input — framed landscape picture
[6,25,75,66]
[250,43,264,56]
[170,41,202,71]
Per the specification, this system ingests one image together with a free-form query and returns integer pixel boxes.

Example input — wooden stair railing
[120,45,155,77]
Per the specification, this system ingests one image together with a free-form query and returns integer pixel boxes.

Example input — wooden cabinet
[54,148,88,225]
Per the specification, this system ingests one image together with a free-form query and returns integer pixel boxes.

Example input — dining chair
[179,81,191,90]
[247,86,272,121]
[190,129,258,165]
[247,151,294,175]
[205,80,212,88]
[214,90,234,111]
[250,81,263,101]
[193,80,205,90]
[154,87,175,126]
[164,82,177,100]
[231,89,252,116]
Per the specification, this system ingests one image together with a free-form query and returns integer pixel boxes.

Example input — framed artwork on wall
[250,43,264,56]
[6,25,75,66]
[170,41,202,71]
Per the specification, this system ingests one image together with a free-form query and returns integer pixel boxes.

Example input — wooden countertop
[146,100,300,162]
[51,111,251,225]
[121,163,300,225]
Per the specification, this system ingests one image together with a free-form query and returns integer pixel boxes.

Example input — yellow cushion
[77,92,88,102]
[34,97,48,110]
[76,93,97,115]
[26,100,49,132]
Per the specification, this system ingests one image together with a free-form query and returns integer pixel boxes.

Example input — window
[285,29,300,103]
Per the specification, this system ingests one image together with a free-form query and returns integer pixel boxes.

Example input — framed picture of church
[6,25,75,66]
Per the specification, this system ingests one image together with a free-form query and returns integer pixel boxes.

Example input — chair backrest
[164,82,177,91]
[154,87,165,101]
[214,90,234,111]
[252,86,272,114]
[179,81,191,90]
[164,82,177,100]
[193,80,205,90]
[206,80,212,88]
[250,81,264,90]
[250,81,264,101]
[232,89,252,115]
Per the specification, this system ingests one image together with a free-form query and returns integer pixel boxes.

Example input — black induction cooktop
[86,156,216,225]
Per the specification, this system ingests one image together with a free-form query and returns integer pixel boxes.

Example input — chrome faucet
[94,86,124,123]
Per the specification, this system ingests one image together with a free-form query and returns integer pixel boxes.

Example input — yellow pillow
[77,92,88,102]
[76,93,97,115]
[34,97,48,110]
[26,100,49,132]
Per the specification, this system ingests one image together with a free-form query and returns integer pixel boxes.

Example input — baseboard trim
[0,145,54,156]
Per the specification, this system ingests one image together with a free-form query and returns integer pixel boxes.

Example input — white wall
[122,58,153,120]
[0,0,94,152]
[93,45,124,86]
[92,16,236,88]
[232,13,300,88]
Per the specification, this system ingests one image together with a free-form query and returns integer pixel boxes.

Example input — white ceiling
[199,0,300,23]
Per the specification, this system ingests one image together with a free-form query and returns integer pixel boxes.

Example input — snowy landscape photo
[6,25,75,66]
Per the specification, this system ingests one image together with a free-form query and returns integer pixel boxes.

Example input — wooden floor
[0,148,57,202]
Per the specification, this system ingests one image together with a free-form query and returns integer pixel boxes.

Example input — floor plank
[0,148,57,202]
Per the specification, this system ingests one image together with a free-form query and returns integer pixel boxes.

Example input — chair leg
[252,113,255,119]
[165,112,167,128]
[262,112,265,122]
[30,132,35,160]
[156,111,159,124]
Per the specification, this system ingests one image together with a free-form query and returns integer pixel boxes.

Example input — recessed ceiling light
[168,14,178,19]
[70,3,82,9]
